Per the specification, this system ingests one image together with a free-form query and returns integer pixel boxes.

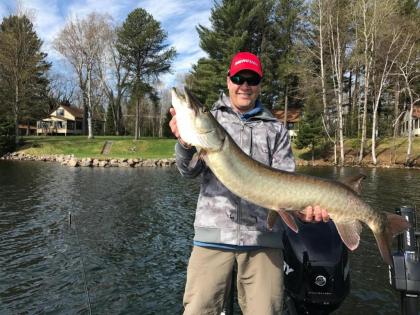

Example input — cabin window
[57,108,64,116]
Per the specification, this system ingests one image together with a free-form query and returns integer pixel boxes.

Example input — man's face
[227,70,261,113]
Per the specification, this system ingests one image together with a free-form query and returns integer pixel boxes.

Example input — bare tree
[326,0,352,165]
[354,0,376,163]
[397,40,420,165]
[352,0,410,165]
[300,0,338,164]
[54,12,112,138]
[370,28,407,165]
[96,24,129,136]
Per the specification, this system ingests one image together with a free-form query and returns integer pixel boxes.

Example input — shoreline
[1,152,176,168]
[2,151,419,170]
[294,159,420,169]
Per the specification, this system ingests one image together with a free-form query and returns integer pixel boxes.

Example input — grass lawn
[16,135,420,165]
[19,136,177,159]
[292,136,420,165]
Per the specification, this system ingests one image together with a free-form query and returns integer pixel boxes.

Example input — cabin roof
[59,105,84,119]
[271,108,301,123]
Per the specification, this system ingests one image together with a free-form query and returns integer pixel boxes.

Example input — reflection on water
[0,161,419,314]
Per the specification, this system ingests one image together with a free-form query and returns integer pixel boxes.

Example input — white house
[36,105,84,136]
[401,105,420,137]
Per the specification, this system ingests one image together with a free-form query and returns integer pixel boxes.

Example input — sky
[0,0,213,88]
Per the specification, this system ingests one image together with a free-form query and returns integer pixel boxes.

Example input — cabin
[36,105,84,136]
[401,105,420,137]
[271,108,301,140]
[18,124,37,136]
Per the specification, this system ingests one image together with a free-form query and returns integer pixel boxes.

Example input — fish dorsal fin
[335,221,363,251]
[276,209,299,233]
[339,174,366,194]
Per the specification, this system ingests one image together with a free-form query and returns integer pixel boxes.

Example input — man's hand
[298,205,330,223]
[169,108,191,149]
[169,108,180,138]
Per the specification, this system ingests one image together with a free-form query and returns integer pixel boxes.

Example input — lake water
[0,161,419,314]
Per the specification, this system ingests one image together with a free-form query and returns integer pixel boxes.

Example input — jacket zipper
[237,123,245,245]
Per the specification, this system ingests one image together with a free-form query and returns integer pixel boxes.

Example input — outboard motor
[390,206,420,315]
[282,219,350,315]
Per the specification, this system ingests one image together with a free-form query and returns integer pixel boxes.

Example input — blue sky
[0,0,213,87]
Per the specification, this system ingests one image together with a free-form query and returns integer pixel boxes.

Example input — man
[169,52,329,315]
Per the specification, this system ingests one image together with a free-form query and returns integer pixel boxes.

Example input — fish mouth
[171,87,201,116]
[184,87,204,114]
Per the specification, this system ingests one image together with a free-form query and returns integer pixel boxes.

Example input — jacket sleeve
[175,142,205,178]
[271,126,296,172]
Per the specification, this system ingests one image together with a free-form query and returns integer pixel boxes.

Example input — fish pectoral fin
[188,153,200,169]
[188,149,206,169]
[276,209,299,233]
[266,210,278,231]
[335,221,363,251]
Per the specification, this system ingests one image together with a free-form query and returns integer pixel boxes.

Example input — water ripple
[0,161,419,314]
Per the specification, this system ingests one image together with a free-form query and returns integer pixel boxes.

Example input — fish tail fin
[386,213,411,237]
[374,213,410,265]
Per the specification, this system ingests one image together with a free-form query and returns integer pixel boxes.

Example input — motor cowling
[282,220,350,315]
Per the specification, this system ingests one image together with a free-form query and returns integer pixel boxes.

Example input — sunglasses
[229,74,261,86]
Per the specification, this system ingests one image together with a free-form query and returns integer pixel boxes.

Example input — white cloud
[66,0,129,21]
[20,0,62,45]
[139,0,187,22]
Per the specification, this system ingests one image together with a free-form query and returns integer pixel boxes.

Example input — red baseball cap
[229,52,263,78]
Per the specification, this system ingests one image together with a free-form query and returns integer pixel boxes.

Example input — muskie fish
[171,87,409,265]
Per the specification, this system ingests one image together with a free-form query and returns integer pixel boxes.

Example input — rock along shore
[1,152,176,168]
[1,151,418,170]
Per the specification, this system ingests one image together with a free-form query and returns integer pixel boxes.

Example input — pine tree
[190,0,305,109]
[117,8,176,140]
[295,96,324,163]
[260,0,305,110]
[105,104,116,135]
[190,0,269,106]
[0,14,50,144]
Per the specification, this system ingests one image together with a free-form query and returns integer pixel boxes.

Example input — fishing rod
[390,206,420,315]
[68,212,93,315]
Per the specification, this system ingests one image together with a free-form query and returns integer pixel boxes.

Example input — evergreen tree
[162,109,175,138]
[105,104,116,135]
[190,0,269,106]
[260,0,305,109]
[117,8,176,139]
[190,0,305,109]
[295,96,324,162]
[0,14,50,143]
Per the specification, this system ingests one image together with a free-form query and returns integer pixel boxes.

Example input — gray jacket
[175,93,295,248]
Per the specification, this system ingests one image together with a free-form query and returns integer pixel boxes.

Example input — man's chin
[238,100,252,106]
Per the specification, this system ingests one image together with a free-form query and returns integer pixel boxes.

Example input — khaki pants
[183,246,284,315]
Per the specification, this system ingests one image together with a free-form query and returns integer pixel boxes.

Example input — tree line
[0,6,176,153]
[0,0,419,166]
[187,0,419,166]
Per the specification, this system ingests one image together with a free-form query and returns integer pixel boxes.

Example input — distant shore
[1,135,419,169]
[1,152,176,168]
[2,151,419,170]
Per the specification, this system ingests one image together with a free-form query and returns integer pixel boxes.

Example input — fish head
[171,87,225,151]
